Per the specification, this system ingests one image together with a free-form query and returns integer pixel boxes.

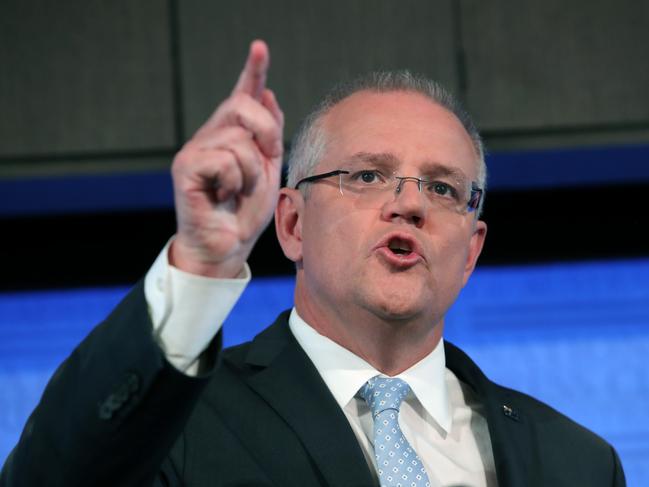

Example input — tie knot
[360,377,411,417]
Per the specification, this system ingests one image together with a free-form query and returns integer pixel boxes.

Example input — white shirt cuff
[144,238,250,375]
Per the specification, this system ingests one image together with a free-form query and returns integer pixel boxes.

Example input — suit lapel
[228,314,545,486]
[237,312,375,487]
[445,342,544,487]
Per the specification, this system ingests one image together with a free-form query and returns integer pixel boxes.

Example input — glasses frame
[294,169,483,213]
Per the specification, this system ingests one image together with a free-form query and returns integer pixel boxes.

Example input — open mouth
[387,238,413,255]
[375,233,423,267]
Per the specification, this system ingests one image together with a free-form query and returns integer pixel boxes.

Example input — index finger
[232,39,269,100]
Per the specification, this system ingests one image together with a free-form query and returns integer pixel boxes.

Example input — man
[1,40,625,486]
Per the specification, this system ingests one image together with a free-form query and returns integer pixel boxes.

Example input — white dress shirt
[144,240,250,374]
[289,309,497,487]
[143,242,497,486]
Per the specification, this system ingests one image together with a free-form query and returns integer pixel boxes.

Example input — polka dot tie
[360,377,431,487]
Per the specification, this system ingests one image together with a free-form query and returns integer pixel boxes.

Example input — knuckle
[270,123,282,141]
[232,125,254,140]
[219,150,238,171]
[172,149,192,172]
[220,172,243,195]
[175,177,194,194]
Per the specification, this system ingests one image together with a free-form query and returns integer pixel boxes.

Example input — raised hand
[170,40,284,278]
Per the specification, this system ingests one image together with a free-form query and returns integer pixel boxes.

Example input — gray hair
[286,71,487,216]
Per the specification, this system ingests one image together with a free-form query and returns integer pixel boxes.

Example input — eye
[427,181,459,199]
[351,170,385,185]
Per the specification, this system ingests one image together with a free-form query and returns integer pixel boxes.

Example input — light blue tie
[360,377,431,487]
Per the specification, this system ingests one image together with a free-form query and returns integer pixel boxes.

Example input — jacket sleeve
[0,281,219,487]
[611,445,627,487]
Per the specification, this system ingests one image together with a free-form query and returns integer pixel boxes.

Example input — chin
[352,266,439,320]
[364,289,431,322]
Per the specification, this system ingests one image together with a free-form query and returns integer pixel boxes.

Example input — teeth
[388,239,412,252]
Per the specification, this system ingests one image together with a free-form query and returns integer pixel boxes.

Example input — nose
[380,177,426,227]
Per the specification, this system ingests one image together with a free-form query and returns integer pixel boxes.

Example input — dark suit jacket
[1,282,625,486]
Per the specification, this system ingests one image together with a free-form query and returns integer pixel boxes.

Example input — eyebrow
[342,151,471,182]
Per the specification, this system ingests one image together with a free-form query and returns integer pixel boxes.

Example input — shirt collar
[288,308,452,433]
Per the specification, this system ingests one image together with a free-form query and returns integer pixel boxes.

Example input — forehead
[319,90,479,179]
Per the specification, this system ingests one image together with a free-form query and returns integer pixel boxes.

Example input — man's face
[287,90,486,328]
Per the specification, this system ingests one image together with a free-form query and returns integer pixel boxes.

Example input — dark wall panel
[3,1,648,165]
[178,0,459,138]
[461,0,649,134]
[0,0,176,156]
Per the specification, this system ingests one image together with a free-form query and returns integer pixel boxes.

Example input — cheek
[301,214,341,270]
[436,231,473,277]
[302,211,370,275]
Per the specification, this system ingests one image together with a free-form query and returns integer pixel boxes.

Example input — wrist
[169,238,248,279]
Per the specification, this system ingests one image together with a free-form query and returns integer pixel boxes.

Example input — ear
[462,219,487,286]
[275,188,304,263]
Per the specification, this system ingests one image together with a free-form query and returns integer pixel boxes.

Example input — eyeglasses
[295,168,483,214]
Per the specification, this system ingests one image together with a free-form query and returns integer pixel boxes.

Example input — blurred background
[1,0,648,483]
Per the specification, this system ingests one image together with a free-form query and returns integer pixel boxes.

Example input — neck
[294,281,444,376]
